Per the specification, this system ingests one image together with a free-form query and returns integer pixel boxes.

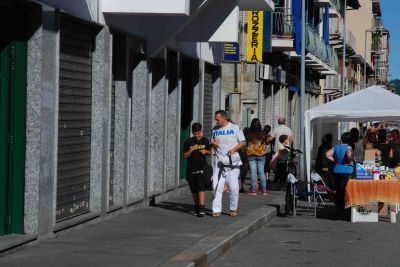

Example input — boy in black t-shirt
[183,123,211,217]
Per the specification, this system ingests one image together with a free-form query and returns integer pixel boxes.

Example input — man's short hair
[215,110,227,119]
[192,122,202,132]
[279,135,289,144]
[278,117,286,125]
[341,132,352,144]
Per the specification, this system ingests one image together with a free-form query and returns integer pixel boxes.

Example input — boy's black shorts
[187,173,206,193]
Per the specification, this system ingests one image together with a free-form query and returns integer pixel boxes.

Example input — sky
[381,0,399,80]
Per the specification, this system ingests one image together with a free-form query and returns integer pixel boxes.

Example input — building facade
[0,0,275,248]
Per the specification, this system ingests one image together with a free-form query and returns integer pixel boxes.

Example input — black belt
[213,156,239,197]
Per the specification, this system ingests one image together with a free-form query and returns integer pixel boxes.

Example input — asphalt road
[212,203,400,267]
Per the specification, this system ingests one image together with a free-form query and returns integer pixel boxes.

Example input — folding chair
[288,173,334,217]
[311,172,335,207]
[287,174,317,217]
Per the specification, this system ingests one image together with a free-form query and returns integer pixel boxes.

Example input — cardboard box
[351,204,379,222]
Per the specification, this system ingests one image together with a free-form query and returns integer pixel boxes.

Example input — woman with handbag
[183,123,211,217]
[246,119,268,196]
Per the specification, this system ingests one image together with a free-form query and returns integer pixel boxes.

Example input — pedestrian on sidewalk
[263,125,273,185]
[271,117,293,151]
[389,129,400,167]
[246,118,268,196]
[211,110,246,218]
[349,128,363,163]
[239,127,250,193]
[374,128,393,167]
[274,135,290,185]
[315,133,334,189]
[326,132,353,210]
[183,122,211,217]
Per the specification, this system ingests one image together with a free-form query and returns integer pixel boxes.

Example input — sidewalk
[0,189,285,267]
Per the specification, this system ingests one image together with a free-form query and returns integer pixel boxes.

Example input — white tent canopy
[305,85,400,183]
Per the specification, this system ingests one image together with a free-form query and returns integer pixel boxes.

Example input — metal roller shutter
[265,83,273,127]
[294,94,301,149]
[273,86,280,128]
[272,84,277,129]
[203,66,213,140]
[109,80,115,207]
[57,17,93,222]
[261,88,267,126]
[287,91,293,130]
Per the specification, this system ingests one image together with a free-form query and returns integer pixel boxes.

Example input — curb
[160,200,285,267]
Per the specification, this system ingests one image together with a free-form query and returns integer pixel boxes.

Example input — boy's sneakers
[198,205,205,217]
[192,205,200,216]
[248,189,257,196]
[262,191,268,196]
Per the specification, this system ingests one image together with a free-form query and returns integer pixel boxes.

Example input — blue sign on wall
[223,42,240,62]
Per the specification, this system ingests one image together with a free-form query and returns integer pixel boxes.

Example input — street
[212,202,400,267]
[0,191,284,267]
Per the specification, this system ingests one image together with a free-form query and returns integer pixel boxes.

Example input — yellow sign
[247,11,263,62]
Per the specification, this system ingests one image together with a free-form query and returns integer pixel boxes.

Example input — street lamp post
[342,0,347,97]
[300,0,305,180]
[364,30,368,88]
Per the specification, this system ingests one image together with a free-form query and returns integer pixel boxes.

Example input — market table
[345,179,400,223]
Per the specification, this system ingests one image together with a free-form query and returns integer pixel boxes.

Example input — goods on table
[355,160,397,180]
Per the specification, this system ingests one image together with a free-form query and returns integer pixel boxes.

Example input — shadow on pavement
[155,201,213,215]
[293,201,351,222]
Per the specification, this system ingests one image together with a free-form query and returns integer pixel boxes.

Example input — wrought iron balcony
[272,7,294,38]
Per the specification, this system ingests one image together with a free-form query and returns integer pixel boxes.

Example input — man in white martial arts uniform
[211,110,246,218]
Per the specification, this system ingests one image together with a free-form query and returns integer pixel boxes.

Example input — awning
[292,0,301,55]
[102,0,190,15]
[238,0,275,11]
[305,86,400,184]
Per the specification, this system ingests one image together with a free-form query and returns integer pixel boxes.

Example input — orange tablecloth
[345,179,400,208]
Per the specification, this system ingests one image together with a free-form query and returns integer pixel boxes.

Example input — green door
[180,127,190,180]
[0,40,27,236]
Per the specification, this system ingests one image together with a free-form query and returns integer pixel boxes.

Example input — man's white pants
[212,166,240,213]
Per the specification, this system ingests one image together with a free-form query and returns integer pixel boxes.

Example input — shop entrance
[0,5,27,236]
[180,58,198,180]
[56,15,94,221]
[203,64,215,140]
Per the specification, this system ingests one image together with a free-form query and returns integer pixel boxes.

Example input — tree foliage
[390,79,400,95]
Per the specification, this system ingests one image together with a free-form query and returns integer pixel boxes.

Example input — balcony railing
[329,17,344,36]
[272,8,338,70]
[328,0,342,14]
[306,25,338,69]
[272,7,294,37]
[346,29,356,51]
[329,17,356,50]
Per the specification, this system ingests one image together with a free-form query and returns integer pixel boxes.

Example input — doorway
[0,4,27,235]
[180,58,198,180]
